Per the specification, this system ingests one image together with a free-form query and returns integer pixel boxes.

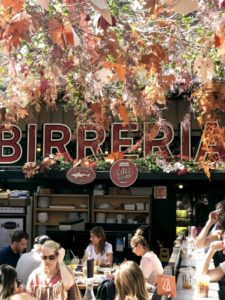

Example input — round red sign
[66,167,96,185]
[110,159,138,188]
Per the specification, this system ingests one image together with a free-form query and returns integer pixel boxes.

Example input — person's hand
[57,247,65,264]
[208,210,219,225]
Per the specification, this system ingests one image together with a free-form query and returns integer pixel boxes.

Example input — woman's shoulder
[143,251,160,260]
[10,292,36,300]
[105,242,113,250]
[143,250,155,257]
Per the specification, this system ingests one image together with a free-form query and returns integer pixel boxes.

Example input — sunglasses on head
[41,254,57,261]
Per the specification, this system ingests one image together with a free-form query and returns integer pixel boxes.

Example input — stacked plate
[96,212,106,223]
[106,217,116,223]
[98,203,112,209]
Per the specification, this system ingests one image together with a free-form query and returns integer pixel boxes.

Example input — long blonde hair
[115,261,149,300]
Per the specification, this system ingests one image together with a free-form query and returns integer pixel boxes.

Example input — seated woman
[115,260,149,300]
[195,200,225,267]
[27,240,81,300]
[0,264,35,300]
[83,226,113,266]
[199,238,225,300]
[130,229,163,286]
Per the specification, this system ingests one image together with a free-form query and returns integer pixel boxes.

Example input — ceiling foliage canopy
[0,0,225,177]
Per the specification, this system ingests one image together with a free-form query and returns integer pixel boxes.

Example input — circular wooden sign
[110,159,138,187]
[66,167,96,185]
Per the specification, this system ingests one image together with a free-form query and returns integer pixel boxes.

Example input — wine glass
[181,240,188,266]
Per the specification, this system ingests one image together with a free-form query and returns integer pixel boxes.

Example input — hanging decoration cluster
[0,0,225,177]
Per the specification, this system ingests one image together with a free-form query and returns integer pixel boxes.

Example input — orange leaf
[3,12,32,48]
[63,21,74,47]
[1,0,24,13]
[17,108,29,119]
[114,63,126,81]
[102,61,126,80]
[214,33,222,48]
[147,123,160,140]
[105,152,124,163]
[90,103,102,124]
[118,104,129,125]
[63,21,81,47]
[80,158,96,169]
[48,20,80,49]
[125,138,143,153]
[48,19,66,49]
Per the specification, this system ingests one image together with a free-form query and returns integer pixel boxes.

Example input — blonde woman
[115,260,149,300]
[130,229,163,286]
[27,240,81,300]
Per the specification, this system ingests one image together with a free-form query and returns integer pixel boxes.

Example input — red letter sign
[77,123,106,159]
[43,124,71,157]
[195,121,225,161]
[0,125,22,163]
[144,123,174,158]
[111,123,139,158]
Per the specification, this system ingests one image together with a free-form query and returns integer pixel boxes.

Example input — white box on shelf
[93,190,105,195]
[124,204,135,210]
[59,219,85,231]
[136,203,145,210]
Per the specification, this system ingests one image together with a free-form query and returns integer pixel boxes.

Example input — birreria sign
[0,121,224,164]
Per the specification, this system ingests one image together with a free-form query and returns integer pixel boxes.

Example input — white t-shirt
[16,249,41,286]
[85,242,113,264]
[140,251,163,286]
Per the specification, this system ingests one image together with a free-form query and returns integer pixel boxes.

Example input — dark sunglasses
[41,254,57,261]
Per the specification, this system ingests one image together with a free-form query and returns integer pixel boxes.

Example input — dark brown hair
[0,264,17,298]
[90,226,106,255]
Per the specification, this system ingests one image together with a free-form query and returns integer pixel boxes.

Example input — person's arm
[195,211,219,248]
[200,240,225,282]
[106,252,113,266]
[57,248,74,290]
[104,243,113,266]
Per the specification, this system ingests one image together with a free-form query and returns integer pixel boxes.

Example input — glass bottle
[83,280,96,300]
[64,249,71,265]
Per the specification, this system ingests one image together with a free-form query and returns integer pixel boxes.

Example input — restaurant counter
[172,237,220,300]
[152,235,220,300]
[174,249,219,300]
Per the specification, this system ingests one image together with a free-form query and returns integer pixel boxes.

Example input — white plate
[98,267,115,273]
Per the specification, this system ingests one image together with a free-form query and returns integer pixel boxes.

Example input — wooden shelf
[36,208,88,212]
[33,193,89,238]
[93,209,148,213]
[92,194,150,224]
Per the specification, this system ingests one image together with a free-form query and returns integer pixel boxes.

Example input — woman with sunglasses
[0,264,35,299]
[130,229,163,286]
[27,240,81,300]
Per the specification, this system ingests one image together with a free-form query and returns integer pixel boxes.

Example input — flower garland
[22,152,225,179]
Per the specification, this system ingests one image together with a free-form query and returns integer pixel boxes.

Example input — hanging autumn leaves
[0,0,225,178]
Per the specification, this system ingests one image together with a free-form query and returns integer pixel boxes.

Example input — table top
[172,246,220,300]
[174,282,219,300]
